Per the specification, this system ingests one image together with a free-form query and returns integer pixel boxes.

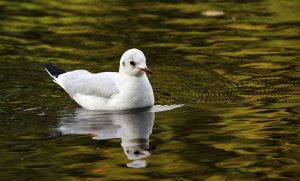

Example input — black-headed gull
[44,48,154,110]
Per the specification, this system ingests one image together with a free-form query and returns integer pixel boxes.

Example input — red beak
[141,67,153,74]
[144,146,156,154]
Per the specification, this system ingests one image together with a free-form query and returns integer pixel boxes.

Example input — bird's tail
[43,63,65,83]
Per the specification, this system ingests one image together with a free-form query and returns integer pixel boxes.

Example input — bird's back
[57,71,119,99]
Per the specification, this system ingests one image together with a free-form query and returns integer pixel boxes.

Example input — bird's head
[119,48,153,76]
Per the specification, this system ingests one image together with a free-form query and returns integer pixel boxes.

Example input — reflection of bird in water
[57,107,155,168]
[114,110,154,161]
[56,105,182,168]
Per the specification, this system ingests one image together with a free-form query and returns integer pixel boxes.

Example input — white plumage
[44,48,154,110]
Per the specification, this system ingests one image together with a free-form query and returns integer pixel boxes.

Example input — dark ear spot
[122,61,125,67]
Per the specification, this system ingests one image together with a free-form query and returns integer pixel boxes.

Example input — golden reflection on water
[0,0,300,180]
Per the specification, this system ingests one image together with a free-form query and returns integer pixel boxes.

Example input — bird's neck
[115,72,154,108]
[118,73,149,91]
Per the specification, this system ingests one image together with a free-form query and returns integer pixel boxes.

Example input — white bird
[44,48,154,110]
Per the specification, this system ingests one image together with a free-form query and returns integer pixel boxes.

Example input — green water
[1,0,300,180]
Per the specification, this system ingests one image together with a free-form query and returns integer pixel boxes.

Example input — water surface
[1,0,300,180]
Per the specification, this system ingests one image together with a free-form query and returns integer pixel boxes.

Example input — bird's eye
[129,61,135,66]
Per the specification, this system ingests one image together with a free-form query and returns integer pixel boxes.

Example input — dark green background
[1,0,300,180]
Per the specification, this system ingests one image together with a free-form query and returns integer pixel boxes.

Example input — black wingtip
[43,63,65,78]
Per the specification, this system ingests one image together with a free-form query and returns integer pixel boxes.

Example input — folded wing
[56,70,119,99]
